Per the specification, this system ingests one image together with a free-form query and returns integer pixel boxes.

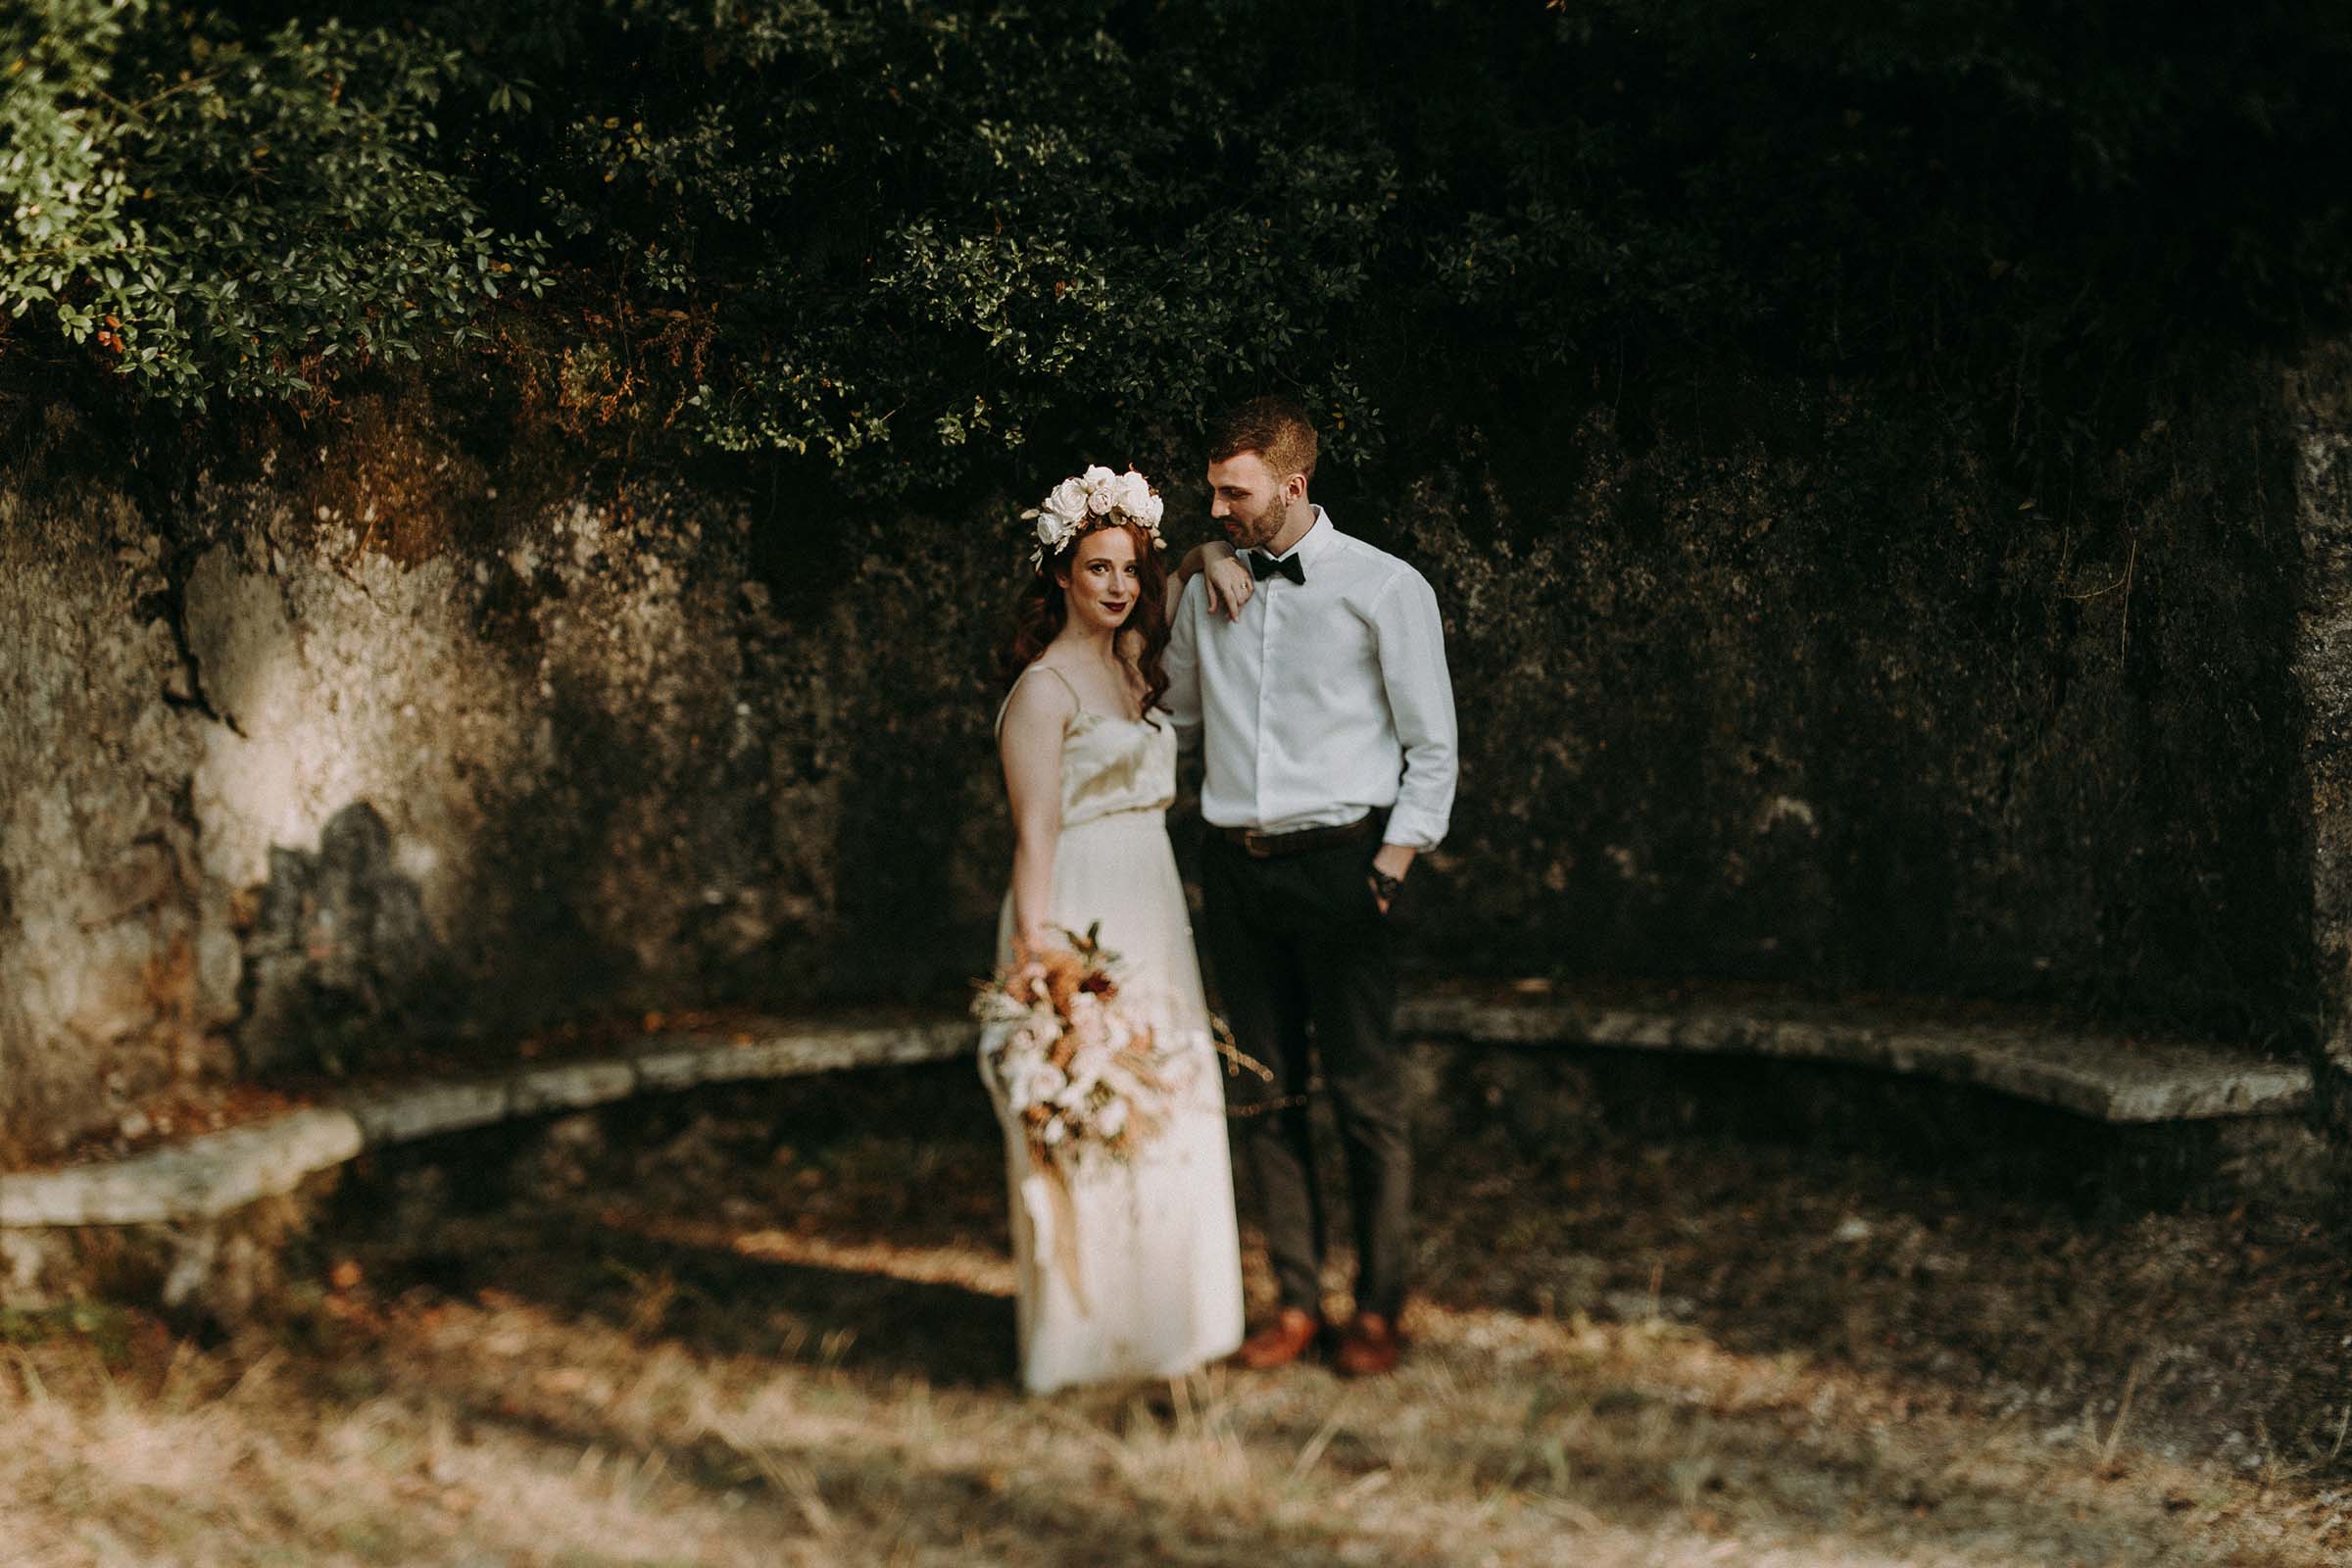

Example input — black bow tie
[1249,551,1305,585]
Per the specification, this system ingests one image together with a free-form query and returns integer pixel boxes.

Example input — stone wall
[2287,342,2352,1141]
[0,356,2334,1159]
[0,392,1020,1159]
[0,445,228,1167]
[177,483,774,1064]
[1392,365,2310,1042]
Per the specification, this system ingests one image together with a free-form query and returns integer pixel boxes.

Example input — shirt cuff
[1381,808,1447,852]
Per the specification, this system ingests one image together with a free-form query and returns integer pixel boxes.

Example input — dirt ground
[5,1055,2349,1567]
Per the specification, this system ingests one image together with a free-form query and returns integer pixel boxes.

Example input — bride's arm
[1170,540,1250,621]
[1000,672,1075,956]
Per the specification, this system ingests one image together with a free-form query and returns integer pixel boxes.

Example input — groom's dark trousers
[1200,815,1409,1321]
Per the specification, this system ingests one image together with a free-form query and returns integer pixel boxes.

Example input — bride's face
[1058,527,1143,632]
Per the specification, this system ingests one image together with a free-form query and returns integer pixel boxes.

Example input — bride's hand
[1200,545,1252,621]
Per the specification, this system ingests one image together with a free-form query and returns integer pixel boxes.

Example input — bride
[983,464,1254,1394]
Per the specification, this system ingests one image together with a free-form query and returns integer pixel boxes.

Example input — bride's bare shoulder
[999,661,1080,738]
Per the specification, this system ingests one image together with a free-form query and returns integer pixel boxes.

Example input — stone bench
[0,989,2312,1313]
[1396,989,2311,1124]
[0,1019,978,1230]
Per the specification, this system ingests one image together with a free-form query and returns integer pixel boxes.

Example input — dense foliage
[1,0,546,402]
[5,0,2348,490]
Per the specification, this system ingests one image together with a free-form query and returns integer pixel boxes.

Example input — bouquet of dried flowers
[973,923,1188,1166]
[973,924,1197,1310]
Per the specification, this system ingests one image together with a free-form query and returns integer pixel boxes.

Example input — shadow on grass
[369,1218,1018,1390]
[310,1054,2352,1511]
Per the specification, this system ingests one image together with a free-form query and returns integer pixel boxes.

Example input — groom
[1163,396,1458,1377]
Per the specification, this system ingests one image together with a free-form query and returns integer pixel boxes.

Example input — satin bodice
[1057,710,1176,829]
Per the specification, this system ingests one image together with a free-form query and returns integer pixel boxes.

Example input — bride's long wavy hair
[999,519,1172,720]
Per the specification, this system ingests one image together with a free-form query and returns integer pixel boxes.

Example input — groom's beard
[1226,496,1285,553]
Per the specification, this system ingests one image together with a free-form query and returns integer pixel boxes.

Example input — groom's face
[1207,452,1289,553]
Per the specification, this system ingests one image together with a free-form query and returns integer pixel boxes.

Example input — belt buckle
[1243,828,1274,858]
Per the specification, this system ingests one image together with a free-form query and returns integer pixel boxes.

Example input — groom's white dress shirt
[1163,508,1458,849]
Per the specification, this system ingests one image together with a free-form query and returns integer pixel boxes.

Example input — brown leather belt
[1216,813,1378,859]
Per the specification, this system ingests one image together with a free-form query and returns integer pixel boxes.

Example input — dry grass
[4,1063,2348,1568]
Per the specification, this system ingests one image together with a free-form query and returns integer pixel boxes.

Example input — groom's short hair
[1208,396,1318,486]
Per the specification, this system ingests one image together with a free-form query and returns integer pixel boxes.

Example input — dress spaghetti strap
[995,661,1087,735]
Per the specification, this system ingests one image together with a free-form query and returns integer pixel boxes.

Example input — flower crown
[1022,465,1167,567]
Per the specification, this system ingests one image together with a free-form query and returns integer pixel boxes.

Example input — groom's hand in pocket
[1369,843,1416,916]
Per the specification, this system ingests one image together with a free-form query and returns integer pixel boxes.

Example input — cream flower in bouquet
[974,924,1183,1166]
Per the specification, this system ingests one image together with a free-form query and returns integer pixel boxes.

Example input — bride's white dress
[983,671,1246,1394]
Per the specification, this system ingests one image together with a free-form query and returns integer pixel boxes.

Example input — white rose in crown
[1113,469,1152,514]
[1020,464,1168,564]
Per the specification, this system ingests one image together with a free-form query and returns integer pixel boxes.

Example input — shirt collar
[1261,507,1337,567]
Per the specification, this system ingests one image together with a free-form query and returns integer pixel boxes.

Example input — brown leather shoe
[1235,1306,1323,1370]
[1331,1311,1402,1378]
